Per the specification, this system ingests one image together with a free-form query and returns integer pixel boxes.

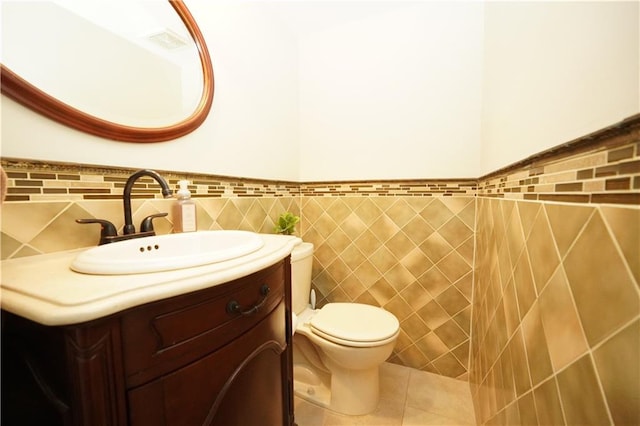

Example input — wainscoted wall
[470,114,640,425]
[0,162,477,379]
[1,114,639,425]
[471,198,638,425]
[0,166,300,259]
[301,193,476,379]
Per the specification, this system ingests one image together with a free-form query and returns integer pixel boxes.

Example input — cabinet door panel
[122,263,284,388]
[128,302,287,426]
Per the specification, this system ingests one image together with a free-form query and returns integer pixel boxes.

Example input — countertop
[1,233,300,326]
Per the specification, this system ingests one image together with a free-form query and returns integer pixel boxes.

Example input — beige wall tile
[544,203,594,258]
[473,196,639,426]
[516,392,538,425]
[502,279,520,338]
[520,303,553,387]
[439,216,473,248]
[564,211,639,347]
[386,232,415,260]
[592,319,640,425]
[435,286,469,318]
[402,314,432,342]
[421,232,454,264]
[418,301,451,330]
[600,206,640,284]
[512,250,537,320]
[420,199,455,229]
[508,329,531,397]
[30,204,96,252]
[503,400,521,425]
[556,354,611,426]
[369,278,397,306]
[533,377,566,426]
[386,199,418,227]
[433,320,467,350]
[384,295,413,323]
[400,282,432,311]
[416,332,449,362]
[525,208,561,293]
[420,267,453,298]
[339,274,367,300]
[1,201,70,243]
[437,251,471,284]
[398,344,429,369]
[538,267,588,372]
[1,233,23,258]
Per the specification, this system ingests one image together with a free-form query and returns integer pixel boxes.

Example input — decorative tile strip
[0,159,300,201]
[1,113,639,205]
[301,180,477,197]
[477,114,640,204]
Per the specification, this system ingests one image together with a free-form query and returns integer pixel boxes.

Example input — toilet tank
[290,241,314,315]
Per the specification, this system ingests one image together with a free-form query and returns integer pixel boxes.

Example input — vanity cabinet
[1,259,294,426]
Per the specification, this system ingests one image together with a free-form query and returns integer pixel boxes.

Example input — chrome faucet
[123,169,173,234]
[77,169,173,245]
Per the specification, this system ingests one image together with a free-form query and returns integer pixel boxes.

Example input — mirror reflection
[1,0,207,130]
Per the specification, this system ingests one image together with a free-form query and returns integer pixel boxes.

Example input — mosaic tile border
[0,160,478,201]
[1,113,639,204]
[0,160,301,202]
[477,114,640,204]
[301,180,477,197]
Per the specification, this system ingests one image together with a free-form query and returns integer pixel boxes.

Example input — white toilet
[291,241,400,415]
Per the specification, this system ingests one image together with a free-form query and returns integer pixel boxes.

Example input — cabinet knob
[226,284,271,316]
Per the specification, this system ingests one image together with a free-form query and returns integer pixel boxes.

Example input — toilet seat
[309,303,399,348]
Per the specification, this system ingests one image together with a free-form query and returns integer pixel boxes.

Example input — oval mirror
[0,0,213,143]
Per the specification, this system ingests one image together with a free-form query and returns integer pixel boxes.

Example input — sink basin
[71,230,264,275]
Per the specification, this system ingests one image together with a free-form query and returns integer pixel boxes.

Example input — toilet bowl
[291,241,400,415]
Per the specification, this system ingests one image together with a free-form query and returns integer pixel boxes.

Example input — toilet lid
[309,303,399,345]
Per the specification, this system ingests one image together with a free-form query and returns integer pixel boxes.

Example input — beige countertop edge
[1,234,300,326]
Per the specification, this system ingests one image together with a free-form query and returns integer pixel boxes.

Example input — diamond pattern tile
[471,198,640,426]
[563,211,639,347]
[301,196,475,378]
[420,199,455,229]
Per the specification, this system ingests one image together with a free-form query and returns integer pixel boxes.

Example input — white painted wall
[1,2,301,181]
[480,1,640,175]
[3,2,186,127]
[298,2,484,180]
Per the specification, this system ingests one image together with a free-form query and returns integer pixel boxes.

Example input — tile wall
[0,165,300,258]
[470,114,640,425]
[0,161,477,380]
[1,114,639,420]
[300,194,476,379]
[470,197,639,425]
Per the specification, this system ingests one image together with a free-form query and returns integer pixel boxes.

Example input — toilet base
[328,364,380,415]
[293,363,380,416]
[294,364,332,409]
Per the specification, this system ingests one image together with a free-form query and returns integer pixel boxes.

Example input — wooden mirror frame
[0,0,213,143]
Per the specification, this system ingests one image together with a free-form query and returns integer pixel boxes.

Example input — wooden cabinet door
[128,302,288,426]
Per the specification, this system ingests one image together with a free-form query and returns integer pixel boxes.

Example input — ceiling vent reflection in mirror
[147,29,190,50]
[0,0,214,143]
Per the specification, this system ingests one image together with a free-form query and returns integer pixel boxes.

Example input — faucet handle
[76,218,118,245]
[140,213,169,233]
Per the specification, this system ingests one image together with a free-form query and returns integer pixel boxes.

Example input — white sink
[71,230,264,275]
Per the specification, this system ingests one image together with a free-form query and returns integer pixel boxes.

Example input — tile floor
[294,362,476,426]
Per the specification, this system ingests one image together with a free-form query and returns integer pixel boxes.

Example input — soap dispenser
[173,180,197,233]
